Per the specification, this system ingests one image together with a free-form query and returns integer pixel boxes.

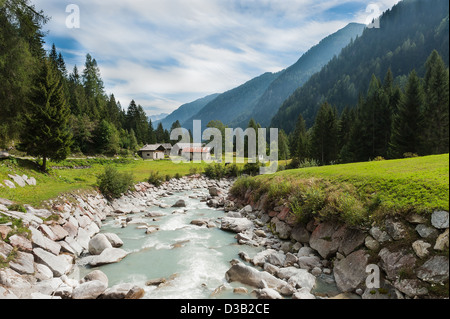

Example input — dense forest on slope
[270,0,449,134]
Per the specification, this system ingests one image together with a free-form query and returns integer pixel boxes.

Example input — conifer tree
[148,120,157,144]
[423,50,449,154]
[19,59,72,171]
[289,114,309,164]
[309,102,338,165]
[388,70,426,158]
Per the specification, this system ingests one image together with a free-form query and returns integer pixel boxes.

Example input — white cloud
[31,0,401,116]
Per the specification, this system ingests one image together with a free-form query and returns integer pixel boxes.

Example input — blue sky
[31,0,400,116]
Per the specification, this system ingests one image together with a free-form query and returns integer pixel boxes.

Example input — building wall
[142,151,165,160]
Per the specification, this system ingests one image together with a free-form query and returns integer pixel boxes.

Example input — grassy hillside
[231,154,449,225]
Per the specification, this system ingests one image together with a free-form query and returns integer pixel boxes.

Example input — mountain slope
[182,72,280,131]
[239,23,365,128]
[270,0,450,133]
[157,93,220,129]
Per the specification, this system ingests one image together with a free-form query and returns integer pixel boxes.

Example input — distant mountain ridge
[165,22,365,131]
[238,22,366,128]
[149,113,169,123]
[156,93,220,129]
[182,72,280,132]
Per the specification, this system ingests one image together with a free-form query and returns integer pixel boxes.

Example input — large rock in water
[276,267,316,292]
[88,234,112,255]
[333,250,369,292]
[220,217,253,233]
[225,262,289,292]
[87,248,128,267]
[172,200,186,208]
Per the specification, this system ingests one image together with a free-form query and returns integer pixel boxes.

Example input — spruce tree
[278,129,290,165]
[19,59,72,171]
[289,114,309,164]
[423,50,449,154]
[155,122,165,143]
[388,70,426,158]
[309,102,338,165]
[148,120,157,144]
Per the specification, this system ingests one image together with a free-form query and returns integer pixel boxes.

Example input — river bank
[0,175,233,299]
[1,174,449,299]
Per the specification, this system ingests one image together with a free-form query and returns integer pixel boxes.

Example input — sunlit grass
[231,154,449,225]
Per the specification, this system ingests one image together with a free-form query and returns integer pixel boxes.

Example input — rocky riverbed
[223,190,449,299]
[1,174,449,299]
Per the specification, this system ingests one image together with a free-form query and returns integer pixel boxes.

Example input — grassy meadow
[231,154,449,225]
[0,157,211,207]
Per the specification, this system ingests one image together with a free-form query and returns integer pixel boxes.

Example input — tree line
[0,0,181,170]
[286,50,449,167]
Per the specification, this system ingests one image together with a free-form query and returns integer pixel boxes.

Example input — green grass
[0,157,212,207]
[231,154,449,225]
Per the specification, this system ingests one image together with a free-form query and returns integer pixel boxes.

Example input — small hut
[138,144,166,160]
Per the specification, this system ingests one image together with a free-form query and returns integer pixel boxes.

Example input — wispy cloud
[31,0,401,115]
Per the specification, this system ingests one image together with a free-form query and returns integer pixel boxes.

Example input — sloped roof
[139,144,164,152]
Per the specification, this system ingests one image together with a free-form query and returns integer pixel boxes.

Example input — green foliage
[7,204,26,213]
[18,59,73,171]
[148,171,164,187]
[96,166,134,199]
[204,163,241,180]
[94,120,120,156]
[388,70,426,158]
[241,161,264,176]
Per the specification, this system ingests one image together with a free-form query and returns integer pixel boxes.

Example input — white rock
[29,227,61,255]
[255,288,282,299]
[33,248,72,277]
[72,280,107,299]
[9,251,35,275]
[88,234,112,255]
[8,174,26,187]
[292,287,316,299]
[87,248,128,267]
[277,267,316,292]
[34,263,54,281]
[104,233,124,247]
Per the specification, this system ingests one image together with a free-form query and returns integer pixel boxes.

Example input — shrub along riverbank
[230,154,449,226]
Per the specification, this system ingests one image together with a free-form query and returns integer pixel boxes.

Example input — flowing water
[79,188,263,299]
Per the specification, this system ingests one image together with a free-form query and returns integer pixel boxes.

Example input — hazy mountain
[238,23,365,128]
[182,22,365,131]
[149,113,169,123]
[182,72,280,131]
[156,93,220,129]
